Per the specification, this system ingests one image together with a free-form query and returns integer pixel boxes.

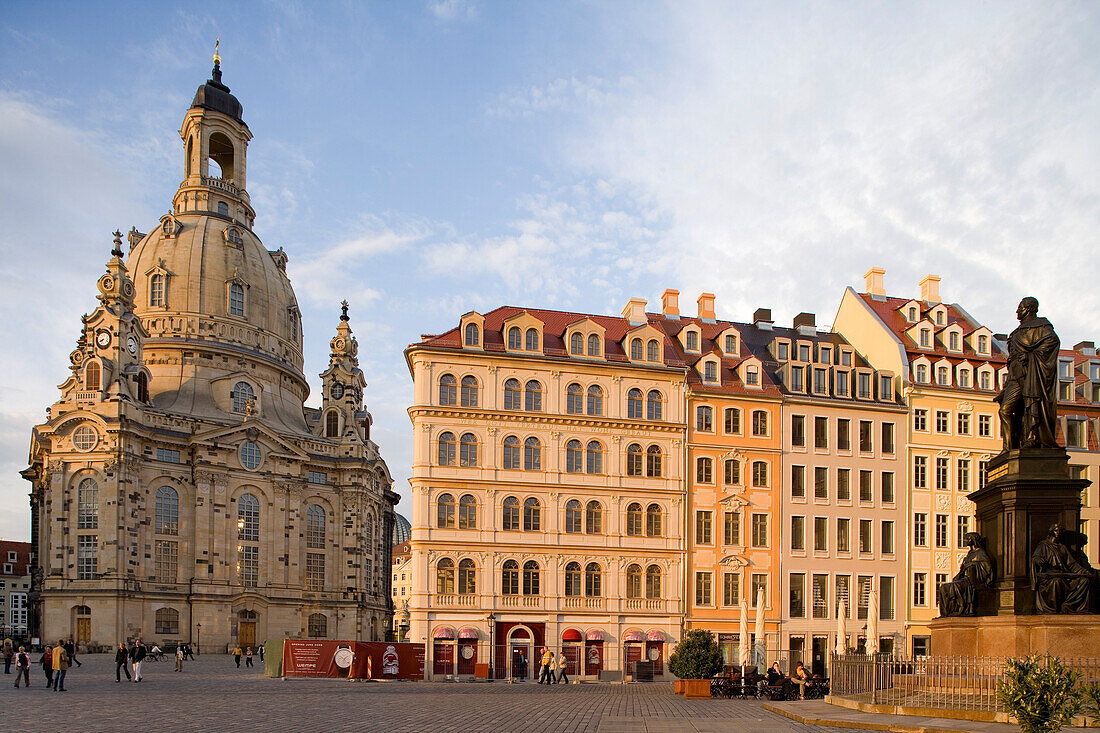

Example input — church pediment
[191,420,310,459]
[719,493,750,508]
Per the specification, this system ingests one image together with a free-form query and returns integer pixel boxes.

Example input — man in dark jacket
[129,639,147,682]
[115,643,131,682]
[63,639,82,667]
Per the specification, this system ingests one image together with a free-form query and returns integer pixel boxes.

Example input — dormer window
[464,323,479,347]
[920,329,930,348]
[841,350,852,367]
[508,327,521,349]
[228,282,245,317]
[908,307,917,322]
[977,335,988,353]
[685,331,699,351]
[937,366,949,385]
[777,342,789,361]
[630,338,643,360]
[819,346,832,364]
[647,340,660,362]
[704,361,718,383]
[150,273,166,307]
[916,364,928,383]
[570,333,583,355]
[798,344,811,362]
[588,334,601,357]
[746,366,759,385]
[958,370,970,388]
[980,370,991,390]
[879,375,892,399]
[725,335,737,353]
[936,311,945,326]
[525,328,539,351]
[790,366,804,392]
[949,332,959,350]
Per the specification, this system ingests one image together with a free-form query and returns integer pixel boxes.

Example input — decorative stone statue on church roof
[995,296,1060,451]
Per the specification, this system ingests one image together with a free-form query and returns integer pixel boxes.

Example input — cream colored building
[834,269,1005,656]
[391,540,412,635]
[405,303,686,680]
[22,57,397,651]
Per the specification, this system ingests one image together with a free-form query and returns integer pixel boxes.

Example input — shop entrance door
[457,640,477,675]
[511,642,531,680]
[811,636,828,677]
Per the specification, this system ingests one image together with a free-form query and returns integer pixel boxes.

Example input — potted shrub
[668,629,723,699]
[997,656,1083,733]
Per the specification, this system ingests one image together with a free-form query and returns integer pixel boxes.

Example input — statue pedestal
[931,615,1100,658]
[968,449,1086,616]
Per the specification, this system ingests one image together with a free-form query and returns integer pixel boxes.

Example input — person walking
[537,646,553,684]
[2,637,12,674]
[40,644,53,688]
[245,646,254,668]
[233,645,242,668]
[64,639,82,667]
[548,649,559,685]
[175,645,184,672]
[257,643,264,662]
[115,643,131,682]
[556,650,569,685]
[183,642,195,661]
[51,640,69,691]
[131,639,146,682]
[13,646,30,688]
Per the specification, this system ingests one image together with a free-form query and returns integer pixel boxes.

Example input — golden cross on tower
[213,38,221,65]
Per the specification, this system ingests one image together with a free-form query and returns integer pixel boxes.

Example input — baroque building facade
[21,58,397,650]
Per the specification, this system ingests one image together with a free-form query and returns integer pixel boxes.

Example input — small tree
[668,629,723,680]
[1082,683,1100,727]
[997,656,1083,733]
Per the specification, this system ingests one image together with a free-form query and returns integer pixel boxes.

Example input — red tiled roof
[0,541,32,577]
[858,293,1006,365]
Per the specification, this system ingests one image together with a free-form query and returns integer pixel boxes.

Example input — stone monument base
[930,614,1100,658]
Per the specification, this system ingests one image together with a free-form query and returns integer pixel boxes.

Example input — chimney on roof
[753,308,773,330]
[661,289,680,319]
[1076,340,1096,356]
[622,297,647,326]
[919,274,941,304]
[697,293,716,322]
[864,267,886,297]
[793,312,816,336]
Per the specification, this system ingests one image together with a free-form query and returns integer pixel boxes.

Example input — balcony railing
[434,593,476,607]
[624,598,664,611]
[201,176,240,195]
[564,597,603,610]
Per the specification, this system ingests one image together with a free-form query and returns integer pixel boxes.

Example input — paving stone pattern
[0,654,835,733]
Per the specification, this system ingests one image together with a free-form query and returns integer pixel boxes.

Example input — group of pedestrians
[231,645,263,668]
[533,647,570,684]
[7,638,82,691]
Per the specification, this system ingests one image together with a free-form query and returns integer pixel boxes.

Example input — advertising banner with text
[282,640,425,680]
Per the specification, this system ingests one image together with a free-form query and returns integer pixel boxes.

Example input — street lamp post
[196,623,201,655]
[486,612,496,681]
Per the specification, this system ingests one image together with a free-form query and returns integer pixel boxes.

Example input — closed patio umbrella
[753,585,766,667]
[866,590,880,656]
[835,599,847,656]
[738,599,750,667]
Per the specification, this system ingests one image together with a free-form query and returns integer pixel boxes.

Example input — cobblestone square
[0,654,833,733]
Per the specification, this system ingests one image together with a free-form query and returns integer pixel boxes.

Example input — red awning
[586,629,605,642]
[433,627,455,640]
[646,630,666,642]
[457,626,479,639]
[622,630,645,643]
[562,629,583,642]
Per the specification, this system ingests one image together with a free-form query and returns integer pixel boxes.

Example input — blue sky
[0,1,1097,540]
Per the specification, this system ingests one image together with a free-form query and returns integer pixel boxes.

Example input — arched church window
[150,274,165,307]
[228,282,245,317]
[325,410,339,438]
[217,201,229,216]
[231,382,254,413]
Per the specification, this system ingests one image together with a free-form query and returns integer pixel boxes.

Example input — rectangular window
[881,520,894,555]
[881,472,895,503]
[789,573,805,617]
[914,513,927,547]
[77,535,97,580]
[914,409,927,432]
[857,576,872,619]
[913,572,927,606]
[936,458,949,490]
[696,406,713,432]
[859,519,872,554]
[814,416,828,449]
[835,575,850,618]
[695,511,713,545]
[814,467,828,500]
[979,461,989,490]
[936,410,949,433]
[238,545,259,587]
[814,516,828,552]
[154,540,177,583]
[777,342,789,360]
[791,415,805,447]
[935,514,949,548]
[837,418,850,451]
[1067,420,1086,448]
[752,574,768,608]
[812,574,828,619]
[723,511,740,546]
[879,375,892,400]
[307,470,328,485]
[696,457,713,483]
[724,408,741,434]
[837,518,850,553]
[306,552,325,591]
[751,514,768,548]
[836,370,849,396]
[837,468,850,501]
[791,366,804,392]
[914,456,927,489]
[799,344,811,362]
[957,412,971,435]
[725,334,737,353]
[723,572,740,606]
[881,423,895,454]
[858,372,871,398]
[695,572,713,606]
[859,420,873,452]
[155,448,181,463]
[880,576,895,620]
[791,516,805,551]
[957,515,970,547]
[791,465,806,498]
[814,368,827,394]
[978,414,992,437]
[819,346,832,363]
[859,470,872,503]
[957,460,970,492]
[935,573,949,599]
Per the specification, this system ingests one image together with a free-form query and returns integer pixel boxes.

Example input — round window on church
[72,426,98,452]
[239,441,262,470]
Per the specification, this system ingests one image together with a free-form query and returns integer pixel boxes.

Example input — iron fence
[830,653,1100,713]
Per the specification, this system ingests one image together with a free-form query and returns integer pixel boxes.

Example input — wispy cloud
[429,0,478,22]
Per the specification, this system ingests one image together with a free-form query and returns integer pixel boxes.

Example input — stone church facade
[21,56,398,650]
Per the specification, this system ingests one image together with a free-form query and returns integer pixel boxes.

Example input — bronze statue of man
[995,297,1060,451]
[937,532,994,617]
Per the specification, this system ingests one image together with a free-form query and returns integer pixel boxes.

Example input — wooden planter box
[674,679,683,694]
[682,678,712,699]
